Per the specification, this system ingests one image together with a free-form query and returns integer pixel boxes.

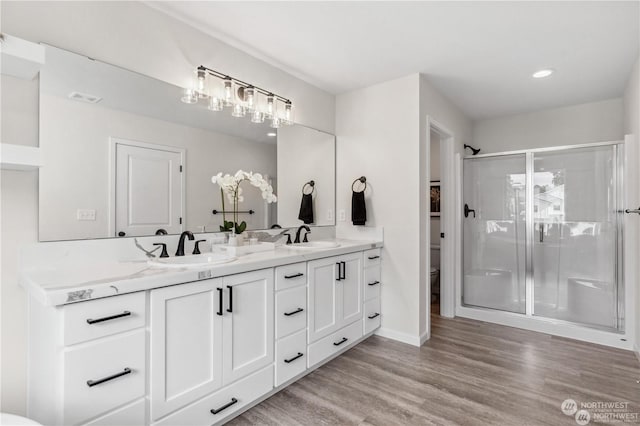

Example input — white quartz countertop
[21,239,382,306]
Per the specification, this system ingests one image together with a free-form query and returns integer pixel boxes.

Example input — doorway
[110,137,185,237]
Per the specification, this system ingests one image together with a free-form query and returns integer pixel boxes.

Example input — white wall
[336,73,471,345]
[623,57,640,357]
[277,125,335,228]
[39,94,277,240]
[0,1,335,416]
[473,98,625,153]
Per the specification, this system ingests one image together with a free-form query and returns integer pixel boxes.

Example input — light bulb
[208,96,223,111]
[270,116,281,129]
[223,78,234,106]
[181,88,198,104]
[283,101,293,125]
[251,110,265,123]
[195,67,208,98]
[266,94,275,118]
[245,86,255,112]
[232,103,246,118]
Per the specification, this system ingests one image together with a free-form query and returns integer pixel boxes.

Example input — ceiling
[150,1,639,120]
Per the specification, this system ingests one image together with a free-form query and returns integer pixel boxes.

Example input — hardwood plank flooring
[229,307,640,425]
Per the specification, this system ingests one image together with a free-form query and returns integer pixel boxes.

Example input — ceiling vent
[68,91,102,104]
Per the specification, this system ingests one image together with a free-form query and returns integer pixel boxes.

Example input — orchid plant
[212,170,277,234]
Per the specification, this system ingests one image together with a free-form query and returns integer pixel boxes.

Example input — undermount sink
[148,253,237,268]
[287,241,341,250]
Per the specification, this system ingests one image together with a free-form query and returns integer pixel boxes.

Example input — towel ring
[352,176,367,193]
[302,180,315,195]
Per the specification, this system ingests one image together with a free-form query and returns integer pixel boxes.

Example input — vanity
[22,239,382,425]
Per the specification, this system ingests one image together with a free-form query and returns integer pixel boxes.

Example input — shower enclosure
[462,142,624,331]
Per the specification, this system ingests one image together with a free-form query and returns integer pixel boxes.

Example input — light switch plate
[77,209,96,221]
[338,209,346,221]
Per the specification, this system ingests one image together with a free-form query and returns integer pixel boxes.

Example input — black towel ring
[302,180,315,195]
[352,176,367,193]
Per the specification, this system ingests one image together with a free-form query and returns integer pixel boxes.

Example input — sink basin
[287,241,341,250]
[148,253,237,268]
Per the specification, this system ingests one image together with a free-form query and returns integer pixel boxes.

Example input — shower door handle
[539,224,544,243]
[464,204,476,218]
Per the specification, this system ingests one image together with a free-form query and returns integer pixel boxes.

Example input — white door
[307,256,340,343]
[115,140,184,237]
[339,253,363,326]
[149,279,224,421]
[222,269,274,385]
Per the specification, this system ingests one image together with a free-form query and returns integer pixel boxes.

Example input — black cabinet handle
[86,311,131,324]
[368,312,380,319]
[341,261,346,280]
[464,203,476,218]
[210,397,238,415]
[333,337,348,346]
[226,286,233,313]
[284,308,304,317]
[217,288,223,316]
[284,272,304,279]
[336,262,342,281]
[368,255,380,260]
[368,281,380,286]
[539,224,544,243]
[284,352,304,364]
[87,367,131,387]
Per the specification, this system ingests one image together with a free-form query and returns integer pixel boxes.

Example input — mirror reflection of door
[114,139,184,237]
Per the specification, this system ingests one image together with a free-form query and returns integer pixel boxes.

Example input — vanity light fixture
[532,68,554,78]
[182,65,294,128]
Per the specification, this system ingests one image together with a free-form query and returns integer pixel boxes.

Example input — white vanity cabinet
[150,269,274,422]
[27,243,381,426]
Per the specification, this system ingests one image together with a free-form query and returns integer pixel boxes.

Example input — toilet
[0,413,42,426]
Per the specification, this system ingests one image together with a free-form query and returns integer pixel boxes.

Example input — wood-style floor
[229,305,640,425]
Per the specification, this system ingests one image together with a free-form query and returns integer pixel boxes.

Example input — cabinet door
[339,253,364,327]
[222,269,274,385]
[308,256,340,343]
[150,279,223,421]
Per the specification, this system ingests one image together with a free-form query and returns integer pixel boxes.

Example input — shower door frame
[457,139,631,348]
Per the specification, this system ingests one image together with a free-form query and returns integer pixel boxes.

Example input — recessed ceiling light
[532,69,554,79]
[267,132,277,137]
[68,91,102,103]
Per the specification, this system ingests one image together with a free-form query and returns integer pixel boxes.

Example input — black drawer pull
[284,352,304,363]
[335,262,342,281]
[284,272,304,279]
[86,311,131,324]
[86,367,131,387]
[368,281,380,286]
[368,255,380,260]
[284,307,304,317]
[217,288,223,316]
[368,313,380,319]
[210,397,238,415]
[333,337,348,346]
[227,285,233,313]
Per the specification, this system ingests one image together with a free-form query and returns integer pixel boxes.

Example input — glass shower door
[532,146,621,329]
[463,154,527,313]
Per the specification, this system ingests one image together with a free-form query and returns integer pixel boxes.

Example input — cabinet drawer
[275,286,307,339]
[63,292,146,346]
[307,319,363,368]
[63,330,145,425]
[275,330,307,387]
[363,248,381,267]
[364,266,381,301]
[364,298,381,335]
[83,398,145,426]
[154,366,273,426]
[275,262,307,291]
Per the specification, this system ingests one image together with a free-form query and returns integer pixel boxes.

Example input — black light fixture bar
[198,65,292,104]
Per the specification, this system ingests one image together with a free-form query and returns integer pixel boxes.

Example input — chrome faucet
[294,225,311,244]
[175,231,194,256]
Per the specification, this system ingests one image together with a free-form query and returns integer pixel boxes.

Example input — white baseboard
[374,327,422,347]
